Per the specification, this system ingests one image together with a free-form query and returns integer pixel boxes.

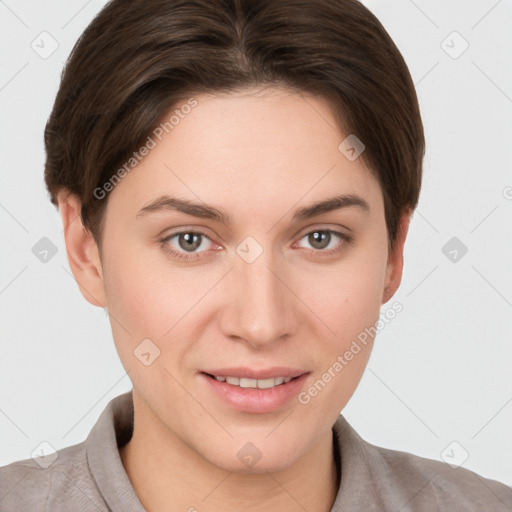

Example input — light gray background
[1,0,511,486]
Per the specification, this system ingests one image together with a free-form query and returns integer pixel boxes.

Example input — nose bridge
[220,245,294,347]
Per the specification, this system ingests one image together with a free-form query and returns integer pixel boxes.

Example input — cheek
[101,245,222,364]
[299,249,387,344]
[295,261,385,414]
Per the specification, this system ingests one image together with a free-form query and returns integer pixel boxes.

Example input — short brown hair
[44,0,424,250]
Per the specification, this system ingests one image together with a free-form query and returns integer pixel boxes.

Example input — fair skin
[57,86,410,512]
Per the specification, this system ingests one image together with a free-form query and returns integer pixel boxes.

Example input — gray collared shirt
[1,390,511,511]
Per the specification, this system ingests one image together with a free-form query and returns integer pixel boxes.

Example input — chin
[200,437,302,475]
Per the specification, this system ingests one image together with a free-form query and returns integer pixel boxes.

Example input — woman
[1,0,511,510]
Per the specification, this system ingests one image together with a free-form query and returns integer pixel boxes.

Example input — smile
[200,370,309,413]
[210,375,294,389]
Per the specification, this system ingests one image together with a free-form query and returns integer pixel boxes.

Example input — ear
[382,210,411,304]
[57,189,107,308]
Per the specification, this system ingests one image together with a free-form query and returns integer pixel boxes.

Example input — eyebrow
[136,193,370,224]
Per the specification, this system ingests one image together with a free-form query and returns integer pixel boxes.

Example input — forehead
[105,87,383,223]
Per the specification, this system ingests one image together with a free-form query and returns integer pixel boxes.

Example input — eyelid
[294,222,352,239]
[159,224,216,239]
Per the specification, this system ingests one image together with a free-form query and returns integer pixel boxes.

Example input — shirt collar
[331,412,384,510]
[86,389,144,511]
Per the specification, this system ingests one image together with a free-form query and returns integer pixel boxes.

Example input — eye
[294,229,352,255]
[160,227,352,262]
[160,230,214,261]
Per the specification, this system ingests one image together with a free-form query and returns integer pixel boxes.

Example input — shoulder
[0,441,107,512]
[333,416,512,511]
[364,437,512,511]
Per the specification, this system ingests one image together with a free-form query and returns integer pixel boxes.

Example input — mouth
[199,368,310,413]
[202,373,301,389]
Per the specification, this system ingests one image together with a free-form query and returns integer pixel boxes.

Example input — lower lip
[200,372,309,414]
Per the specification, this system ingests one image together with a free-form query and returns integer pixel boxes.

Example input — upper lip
[202,367,308,379]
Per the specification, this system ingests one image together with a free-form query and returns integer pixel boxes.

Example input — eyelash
[159,228,353,262]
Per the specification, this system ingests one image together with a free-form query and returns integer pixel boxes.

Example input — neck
[119,393,340,512]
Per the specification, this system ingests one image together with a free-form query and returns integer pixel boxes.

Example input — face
[71,86,405,473]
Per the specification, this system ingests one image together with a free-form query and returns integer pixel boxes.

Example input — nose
[218,248,296,349]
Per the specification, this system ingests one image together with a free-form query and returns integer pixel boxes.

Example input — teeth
[214,375,294,389]
[257,378,275,389]
[240,378,257,388]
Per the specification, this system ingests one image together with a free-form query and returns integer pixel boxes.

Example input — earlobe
[57,189,107,308]
[382,210,411,304]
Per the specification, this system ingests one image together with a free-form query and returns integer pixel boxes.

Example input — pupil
[180,233,201,251]
[309,231,329,249]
